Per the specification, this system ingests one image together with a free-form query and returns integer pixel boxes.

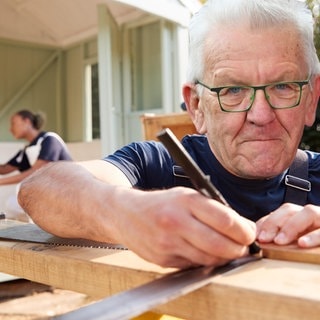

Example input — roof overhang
[0,0,200,48]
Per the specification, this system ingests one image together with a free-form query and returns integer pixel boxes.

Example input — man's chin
[233,155,286,179]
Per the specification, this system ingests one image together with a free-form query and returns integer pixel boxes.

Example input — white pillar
[97,4,117,156]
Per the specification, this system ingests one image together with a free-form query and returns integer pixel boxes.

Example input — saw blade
[0,220,126,249]
[54,255,261,320]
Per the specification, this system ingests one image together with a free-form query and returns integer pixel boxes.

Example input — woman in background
[0,109,72,219]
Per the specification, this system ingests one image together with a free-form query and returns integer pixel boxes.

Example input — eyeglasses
[195,77,310,113]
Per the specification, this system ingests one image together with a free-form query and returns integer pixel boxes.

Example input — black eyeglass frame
[195,77,311,113]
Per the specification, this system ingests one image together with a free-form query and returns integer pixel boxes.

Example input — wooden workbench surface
[0,219,320,320]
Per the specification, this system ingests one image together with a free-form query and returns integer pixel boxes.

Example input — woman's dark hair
[16,109,46,130]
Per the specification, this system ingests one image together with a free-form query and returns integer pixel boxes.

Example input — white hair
[187,0,320,83]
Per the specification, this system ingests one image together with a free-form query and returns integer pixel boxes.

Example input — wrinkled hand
[115,187,256,268]
[256,203,320,248]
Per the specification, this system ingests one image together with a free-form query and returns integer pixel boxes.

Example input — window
[85,62,100,140]
[130,21,162,111]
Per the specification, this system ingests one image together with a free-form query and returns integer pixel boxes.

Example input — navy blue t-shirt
[105,135,320,222]
[8,131,72,172]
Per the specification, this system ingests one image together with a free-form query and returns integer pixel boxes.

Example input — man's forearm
[18,161,123,243]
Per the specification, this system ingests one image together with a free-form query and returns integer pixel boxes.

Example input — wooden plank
[0,221,320,319]
[0,240,173,299]
[156,259,320,320]
[261,243,320,264]
[0,241,320,319]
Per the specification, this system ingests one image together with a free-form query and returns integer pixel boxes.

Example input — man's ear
[305,75,320,126]
[182,84,207,134]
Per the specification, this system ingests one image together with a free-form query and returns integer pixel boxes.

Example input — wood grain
[261,242,320,265]
[1,220,320,319]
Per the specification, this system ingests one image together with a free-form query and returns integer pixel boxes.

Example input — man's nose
[246,89,276,124]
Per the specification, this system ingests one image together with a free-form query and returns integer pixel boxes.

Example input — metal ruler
[54,255,261,320]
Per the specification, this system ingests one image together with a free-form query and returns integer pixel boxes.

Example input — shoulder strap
[173,165,193,188]
[284,149,311,205]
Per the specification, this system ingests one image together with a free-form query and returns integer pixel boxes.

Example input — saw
[0,218,126,249]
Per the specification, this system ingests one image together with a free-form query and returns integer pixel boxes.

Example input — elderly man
[18,0,320,269]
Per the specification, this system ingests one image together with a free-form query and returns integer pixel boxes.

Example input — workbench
[0,219,319,320]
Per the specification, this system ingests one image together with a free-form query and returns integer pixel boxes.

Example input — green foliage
[300,0,320,151]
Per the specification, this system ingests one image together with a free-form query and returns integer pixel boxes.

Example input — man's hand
[114,187,257,268]
[256,203,320,248]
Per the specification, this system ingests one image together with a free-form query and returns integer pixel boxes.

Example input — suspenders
[173,149,311,206]
[284,149,311,205]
